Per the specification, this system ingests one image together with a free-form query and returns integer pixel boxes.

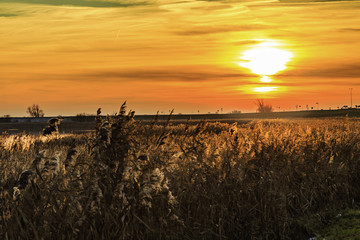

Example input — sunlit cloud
[279,0,358,2]
[279,64,360,78]
[174,24,271,36]
[0,0,149,8]
[0,13,18,17]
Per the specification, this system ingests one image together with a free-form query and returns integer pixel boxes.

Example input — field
[2,108,360,135]
[1,106,360,239]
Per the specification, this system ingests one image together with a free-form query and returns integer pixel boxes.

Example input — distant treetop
[255,99,273,113]
[26,104,45,117]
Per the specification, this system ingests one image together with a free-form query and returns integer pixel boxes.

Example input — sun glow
[253,86,278,93]
[237,85,286,96]
[236,40,293,95]
[260,76,272,83]
[238,42,293,76]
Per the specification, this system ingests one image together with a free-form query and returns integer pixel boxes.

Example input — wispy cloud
[341,28,360,32]
[16,66,254,83]
[1,0,149,8]
[279,64,360,78]
[82,69,253,82]
[279,0,358,2]
[174,24,271,35]
[230,40,263,45]
[0,13,18,17]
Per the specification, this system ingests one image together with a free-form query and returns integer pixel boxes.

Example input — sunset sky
[1,0,360,116]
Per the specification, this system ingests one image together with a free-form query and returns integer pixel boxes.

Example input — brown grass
[1,105,360,239]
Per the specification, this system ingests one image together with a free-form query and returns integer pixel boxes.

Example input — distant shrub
[255,99,273,113]
[26,104,44,117]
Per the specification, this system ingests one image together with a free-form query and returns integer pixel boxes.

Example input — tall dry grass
[1,105,360,239]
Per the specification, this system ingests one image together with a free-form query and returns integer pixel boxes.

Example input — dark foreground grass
[0,121,96,135]
[1,106,360,239]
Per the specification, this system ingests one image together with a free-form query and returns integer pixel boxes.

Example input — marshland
[1,104,360,239]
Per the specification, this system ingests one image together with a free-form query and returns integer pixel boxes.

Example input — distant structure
[43,117,64,135]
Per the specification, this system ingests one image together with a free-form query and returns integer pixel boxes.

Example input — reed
[1,105,360,239]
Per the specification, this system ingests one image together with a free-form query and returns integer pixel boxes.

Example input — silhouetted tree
[255,99,273,113]
[26,104,45,117]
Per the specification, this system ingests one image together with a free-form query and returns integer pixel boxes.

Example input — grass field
[1,108,360,135]
[1,105,360,239]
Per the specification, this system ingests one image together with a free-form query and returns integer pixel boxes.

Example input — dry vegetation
[1,104,360,239]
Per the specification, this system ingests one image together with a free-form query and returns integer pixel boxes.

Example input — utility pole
[349,88,353,109]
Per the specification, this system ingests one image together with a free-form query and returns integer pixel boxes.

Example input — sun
[238,41,293,76]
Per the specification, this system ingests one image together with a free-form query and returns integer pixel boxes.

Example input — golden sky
[1,0,360,116]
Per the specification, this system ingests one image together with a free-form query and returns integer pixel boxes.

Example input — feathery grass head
[17,170,33,190]
[43,117,63,135]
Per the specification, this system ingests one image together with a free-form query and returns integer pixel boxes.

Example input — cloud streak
[18,66,255,83]
[279,0,358,2]
[341,28,360,32]
[174,24,271,35]
[279,64,360,78]
[0,13,18,17]
[1,0,148,8]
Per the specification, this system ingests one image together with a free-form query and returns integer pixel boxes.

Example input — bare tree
[26,104,45,117]
[255,99,273,113]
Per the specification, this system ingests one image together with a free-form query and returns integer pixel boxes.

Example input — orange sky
[1,0,360,116]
